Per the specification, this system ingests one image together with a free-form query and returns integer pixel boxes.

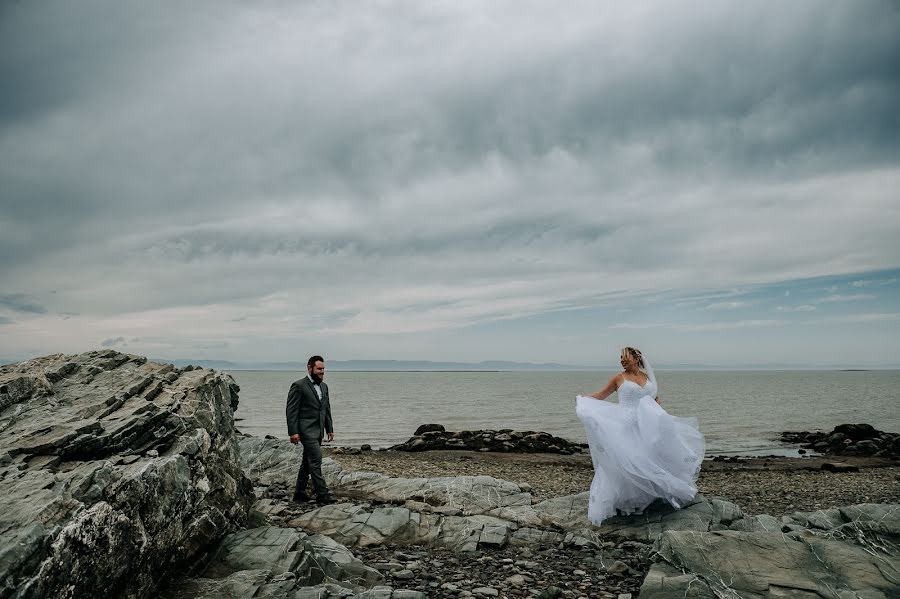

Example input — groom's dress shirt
[307,374,322,400]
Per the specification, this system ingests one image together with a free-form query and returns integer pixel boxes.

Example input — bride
[575,347,705,525]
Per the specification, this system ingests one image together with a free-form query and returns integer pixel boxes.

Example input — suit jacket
[285,377,334,441]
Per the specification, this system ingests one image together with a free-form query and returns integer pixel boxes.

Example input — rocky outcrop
[240,437,534,518]
[242,436,900,597]
[781,423,900,458]
[240,437,744,549]
[389,428,586,455]
[292,497,736,553]
[160,526,415,599]
[533,493,745,542]
[641,503,900,598]
[0,351,253,599]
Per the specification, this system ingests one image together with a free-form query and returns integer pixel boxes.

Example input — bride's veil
[641,353,657,390]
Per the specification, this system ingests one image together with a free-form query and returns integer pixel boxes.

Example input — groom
[286,355,336,504]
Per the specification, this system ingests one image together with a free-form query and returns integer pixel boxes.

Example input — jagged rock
[161,569,272,599]
[163,526,383,598]
[239,436,305,486]
[641,503,900,598]
[390,428,585,454]
[0,351,253,599]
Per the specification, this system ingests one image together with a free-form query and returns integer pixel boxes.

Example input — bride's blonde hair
[621,346,645,369]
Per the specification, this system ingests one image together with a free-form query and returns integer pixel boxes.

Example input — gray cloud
[0,1,898,362]
[0,293,46,314]
[100,336,126,348]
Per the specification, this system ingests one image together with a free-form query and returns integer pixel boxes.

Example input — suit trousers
[296,437,330,498]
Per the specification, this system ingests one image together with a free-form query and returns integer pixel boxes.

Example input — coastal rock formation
[289,493,746,551]
[241,438,745,548]
[781,423,900,458]
[161,526,413,598]
[641,503,900,598]
[240,437,534,517]
[533,493,744,542]
[390,428,586,455]
[242,436,900,597]
[0,351,253,599]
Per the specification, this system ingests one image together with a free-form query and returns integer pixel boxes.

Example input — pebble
[393,569,415,580]
[472,588,499,597]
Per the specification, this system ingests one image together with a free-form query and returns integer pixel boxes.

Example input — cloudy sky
[2,1,899,368]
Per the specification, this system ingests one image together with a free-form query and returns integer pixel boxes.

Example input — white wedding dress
[575,375,705,525]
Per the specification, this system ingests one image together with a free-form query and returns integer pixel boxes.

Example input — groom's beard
[310,374,323,384]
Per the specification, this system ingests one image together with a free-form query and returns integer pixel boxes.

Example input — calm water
[229,370,900,455]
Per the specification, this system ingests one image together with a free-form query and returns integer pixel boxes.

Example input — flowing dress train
[575,378,705,525]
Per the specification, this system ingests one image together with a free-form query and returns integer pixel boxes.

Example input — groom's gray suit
[286,376,334,500]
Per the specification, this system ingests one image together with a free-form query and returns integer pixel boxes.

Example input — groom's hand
[290,434,300,444]
[326,432,334,442]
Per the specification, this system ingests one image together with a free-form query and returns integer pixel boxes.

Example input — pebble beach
[326,448,900,516]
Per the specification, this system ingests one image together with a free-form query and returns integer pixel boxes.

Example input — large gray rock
[641,503,900,598]
[240,437,533,516]
[162,526,421,599]
[532,492,744,542]
[292,504,523,553]
[0,351,253,599]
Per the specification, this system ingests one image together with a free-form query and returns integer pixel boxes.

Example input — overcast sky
[2,1,899,368]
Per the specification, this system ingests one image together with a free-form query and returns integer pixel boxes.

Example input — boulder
[532,493,744,542]
[833,423,879,440]
[641,503,900,598]
[413,424,445,435]
[0,351,253,599]
[780,423,899,458]
[390,428,585,454]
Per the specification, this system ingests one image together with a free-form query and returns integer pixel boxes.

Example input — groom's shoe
[292,491,312,503]
[315,494,337,505]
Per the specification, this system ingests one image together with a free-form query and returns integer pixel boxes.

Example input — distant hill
[151,358,588,371]
[151,358,900,372]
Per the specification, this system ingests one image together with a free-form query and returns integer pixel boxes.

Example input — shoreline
[323,447,900,516]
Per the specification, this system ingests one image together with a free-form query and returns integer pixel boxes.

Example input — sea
[229,370,900,456]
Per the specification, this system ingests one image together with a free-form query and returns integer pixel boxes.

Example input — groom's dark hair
[307,355,324,367]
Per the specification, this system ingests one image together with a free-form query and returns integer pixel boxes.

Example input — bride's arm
[588,375,619,400]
